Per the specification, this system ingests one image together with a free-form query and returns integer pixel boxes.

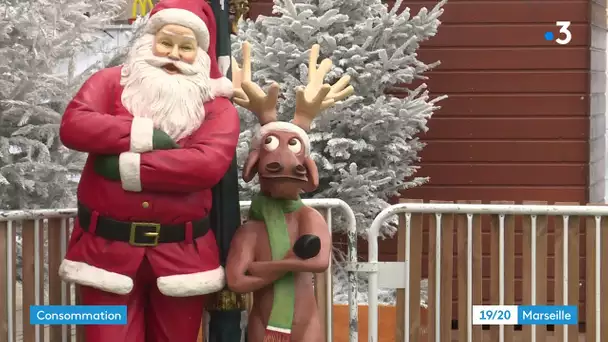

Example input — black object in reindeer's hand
[293,234,321,260]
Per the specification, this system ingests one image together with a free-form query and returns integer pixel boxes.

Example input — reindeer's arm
[225,222,282,293]
[119,98,240,193]
[285,207,331,272]
[252,207,331,273]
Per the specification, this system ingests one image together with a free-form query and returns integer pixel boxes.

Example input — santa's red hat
[145,0,232,98]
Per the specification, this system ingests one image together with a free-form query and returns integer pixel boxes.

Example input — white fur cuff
[157,266,225,297]
[210,77,233,99]
[59,259,134,295]
[130,117,154,152]
[119,152,142,192]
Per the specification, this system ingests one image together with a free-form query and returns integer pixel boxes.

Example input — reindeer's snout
[262,158,307,180]
[294,164,307,176]
[265,162,284,173]
[244,130,320,199]
[246,130,319,199]
[257,138,309,182]
[265,161,306,176]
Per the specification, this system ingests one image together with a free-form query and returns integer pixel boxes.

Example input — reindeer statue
[225,42,354,342]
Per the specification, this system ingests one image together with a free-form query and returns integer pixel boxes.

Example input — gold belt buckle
[129,222,161,246]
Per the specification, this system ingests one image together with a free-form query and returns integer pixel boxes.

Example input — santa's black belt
[77,203,210,247]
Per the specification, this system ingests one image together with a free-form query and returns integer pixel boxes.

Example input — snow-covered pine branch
[0,0,126,210]
[232,0,447,237]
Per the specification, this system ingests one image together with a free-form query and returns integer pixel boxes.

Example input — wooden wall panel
[422,141,588,162]
[429,94,588,116]
[400,0,590,205]
[424,117,587,139]
[417,48,589,70]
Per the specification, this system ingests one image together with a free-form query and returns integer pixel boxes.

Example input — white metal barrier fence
[0,199,357,342]
[351,202,608,342]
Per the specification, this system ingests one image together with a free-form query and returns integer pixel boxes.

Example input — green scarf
[249,192,303,333]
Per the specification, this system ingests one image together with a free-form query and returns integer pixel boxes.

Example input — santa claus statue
[57,0,241,340]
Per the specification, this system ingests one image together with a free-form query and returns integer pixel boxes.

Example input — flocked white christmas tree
[233,0,446,305]
[232,0,447,237]
[0,0,125,210]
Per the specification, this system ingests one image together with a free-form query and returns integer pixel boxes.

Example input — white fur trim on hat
[119,152,142,192]
[59,259,134,295]
[130,117,154,153]
[157,266,225,297]
[254,121,311,155]
[146,8,210,51]
[209,77,233,98]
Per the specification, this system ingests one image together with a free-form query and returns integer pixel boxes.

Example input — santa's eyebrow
[160,30,196,40]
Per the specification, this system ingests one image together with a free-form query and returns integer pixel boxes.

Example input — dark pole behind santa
[57,0,241,340]
[206,0,248,340]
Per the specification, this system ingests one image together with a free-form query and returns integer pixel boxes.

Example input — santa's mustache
[144,56,200,76]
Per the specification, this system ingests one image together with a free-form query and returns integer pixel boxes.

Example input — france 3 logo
[544,21,572,45]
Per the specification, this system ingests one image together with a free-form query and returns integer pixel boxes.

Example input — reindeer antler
[231,41,251,92]
[232,41,280,125]
[293,44,355,131]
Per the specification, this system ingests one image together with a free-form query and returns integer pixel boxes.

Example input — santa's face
[120,24,213,142]
[153,24,198,70]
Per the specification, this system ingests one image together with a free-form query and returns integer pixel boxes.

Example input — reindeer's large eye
[287,138,302,154]
[264,135,279,151]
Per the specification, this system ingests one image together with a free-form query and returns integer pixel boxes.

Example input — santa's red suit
[58,0,238,341]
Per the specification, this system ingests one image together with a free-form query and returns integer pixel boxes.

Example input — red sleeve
[60,67,155,155]
[118,98,240,193]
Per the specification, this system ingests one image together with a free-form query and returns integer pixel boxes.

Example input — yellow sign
[131,0,154,20]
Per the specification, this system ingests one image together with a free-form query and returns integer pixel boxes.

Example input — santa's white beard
[120,33,214,141]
